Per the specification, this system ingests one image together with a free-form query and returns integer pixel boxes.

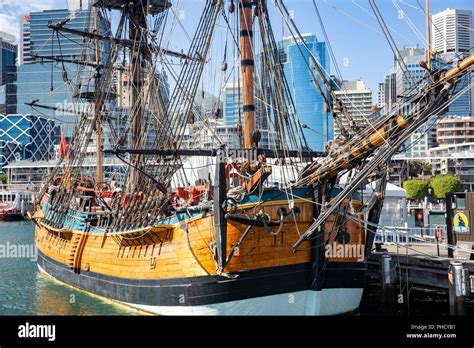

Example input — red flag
[60,130,67,159]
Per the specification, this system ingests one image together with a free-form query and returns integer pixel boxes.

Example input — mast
[239,0,256,148]
[425,0,431,69]
[94,7,104,185]
[128,1,147,188]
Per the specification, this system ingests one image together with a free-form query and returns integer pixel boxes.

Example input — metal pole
[446,192,455,258]
[380,253,394,312]
[448,261,465,315]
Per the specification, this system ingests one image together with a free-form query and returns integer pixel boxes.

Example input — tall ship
[30,0,474,315]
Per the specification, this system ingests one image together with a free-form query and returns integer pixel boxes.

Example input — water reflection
[0,221,138,315]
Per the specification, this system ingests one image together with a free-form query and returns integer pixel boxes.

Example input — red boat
[0,191,35,221]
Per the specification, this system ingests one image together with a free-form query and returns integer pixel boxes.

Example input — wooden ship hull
[32,0,474,316]
[33,187,368,315]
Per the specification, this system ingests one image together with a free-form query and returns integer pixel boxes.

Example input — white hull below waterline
[120,288,364,316]
[37,263,363,316]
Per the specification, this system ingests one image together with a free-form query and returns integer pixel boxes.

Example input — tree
[408,160,431,178]
[408,160,422,178]
[0,173,6,184]
[430,174,461,199]
[403,180,429,200]
[421,162,432,176]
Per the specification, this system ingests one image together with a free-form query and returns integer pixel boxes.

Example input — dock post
[448,261,465,315]
[380,253,394,312]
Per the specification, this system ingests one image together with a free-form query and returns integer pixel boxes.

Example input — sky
[1,0,473,97]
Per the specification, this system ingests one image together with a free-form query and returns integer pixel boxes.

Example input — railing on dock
[375,224,448,245]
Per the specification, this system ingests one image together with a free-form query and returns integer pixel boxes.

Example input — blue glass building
[277,34,332,152]
[29,9,107,63]
[6,62,94,136]
[6,8,111,137]
[0,37,17,86]
[435,53,472,117]
[0,114,56,170]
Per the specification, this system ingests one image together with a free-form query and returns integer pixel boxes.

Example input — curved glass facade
[278,34,332,152]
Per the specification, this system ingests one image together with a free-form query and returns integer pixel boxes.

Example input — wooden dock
[368,243,474,314]
[368,243,474,290]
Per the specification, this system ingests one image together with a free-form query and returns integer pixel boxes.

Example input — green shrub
[430,174,461,199]
[403,180,429,200]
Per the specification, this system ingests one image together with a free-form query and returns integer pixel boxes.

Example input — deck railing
[374,224,448,245]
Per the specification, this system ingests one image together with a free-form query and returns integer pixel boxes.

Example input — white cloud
[0,1,54,42]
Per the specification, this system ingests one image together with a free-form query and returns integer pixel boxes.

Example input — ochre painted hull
[34,188,368,315]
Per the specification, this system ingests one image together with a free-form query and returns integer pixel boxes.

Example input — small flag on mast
[60,129,67,159]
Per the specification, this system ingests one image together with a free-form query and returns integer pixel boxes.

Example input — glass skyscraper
[434,53,472,118]
[0,33,17,87]
[6,62,93,136]
[7,7,110,137]
[28,9,101,63]
[278,34,334,151]
[0,114,56,169]
[277,34,332,152]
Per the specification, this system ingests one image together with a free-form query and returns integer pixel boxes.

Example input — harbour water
[0,221,138,315]
[0,220,471,316]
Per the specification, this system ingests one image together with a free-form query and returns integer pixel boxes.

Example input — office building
[278,34,332,152]
[218,82,275,149]
[0,85,5,114]
[432,8,472,54]
[0,32,17,86]
[333,80,372,138]
[27,8,103,63]
[395,45,426,98]
[0,114,56,170]
[377,82,385,108]
[431,9,473,125]
[7,7,110,136]
[18,15,31,65]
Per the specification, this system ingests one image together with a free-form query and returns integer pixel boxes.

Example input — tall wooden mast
[128,1,147,188]
[94,7,104,185]
[239,0,256,148]
[425,0,432,69]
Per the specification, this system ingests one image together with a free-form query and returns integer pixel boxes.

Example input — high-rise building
[0,114,56,170]
[19,15,31,65]
[432,8,472,54]
[223,82,241,128]
[27,9,103,64]
[0,32,17,86]
[384,72,397,109]
[7,7,110,137]
[219,82,271,149]
[431,8,473,119]
[393,45,433,158]
[278,34,332,152]
[434,53,473,118]
[333,80,372,138]
[436,116,474,146]
[395,45,426,98]
[377,82,385,108]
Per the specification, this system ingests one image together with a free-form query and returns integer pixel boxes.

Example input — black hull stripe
[37,249,367,307]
